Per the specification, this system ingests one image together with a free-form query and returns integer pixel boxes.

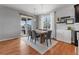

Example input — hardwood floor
[44,41,77,55]
[0,38,77,55]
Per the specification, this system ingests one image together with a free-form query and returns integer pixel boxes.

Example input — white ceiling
[1,4,73,15]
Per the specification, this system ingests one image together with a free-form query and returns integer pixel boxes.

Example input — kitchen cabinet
[56,30,71,43]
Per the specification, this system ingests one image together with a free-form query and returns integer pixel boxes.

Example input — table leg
[40,33,45,43]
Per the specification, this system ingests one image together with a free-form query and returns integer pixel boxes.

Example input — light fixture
[33,8,36,21]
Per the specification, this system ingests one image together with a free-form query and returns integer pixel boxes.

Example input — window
[43,15,50,29]
[26,19,32,30]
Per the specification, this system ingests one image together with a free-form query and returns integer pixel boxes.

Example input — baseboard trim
[52,38,75,46]
[0,36,20,42]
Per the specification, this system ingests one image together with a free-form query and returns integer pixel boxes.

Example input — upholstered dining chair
[27,30,32,40]
[45,30,52,47]
[31,30,40,44]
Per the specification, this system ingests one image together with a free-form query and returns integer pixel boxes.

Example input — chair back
[46,31,52,39]
[31,30,36,39]
[27,30,32,36]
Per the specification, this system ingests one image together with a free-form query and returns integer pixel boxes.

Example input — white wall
[38,15,44,29]
[56,5,74,17]
[0,6,21,41]
[32,17,37,30]
[50,12,55,38]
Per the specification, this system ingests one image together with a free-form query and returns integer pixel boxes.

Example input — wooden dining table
[35,29,48,44]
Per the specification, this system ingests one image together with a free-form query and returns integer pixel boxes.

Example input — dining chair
[45,31,52,47]
[27,30,32,40]
[31,30,40,44]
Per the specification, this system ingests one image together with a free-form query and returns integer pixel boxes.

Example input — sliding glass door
[20,15,33,37]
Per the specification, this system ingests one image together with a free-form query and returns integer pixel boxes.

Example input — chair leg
[50,38,51,44]
[31,36,33,41]
[35,38,36,44]
[46,39,48,47]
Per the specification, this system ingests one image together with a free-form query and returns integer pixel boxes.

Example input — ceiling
[1,4,73,15]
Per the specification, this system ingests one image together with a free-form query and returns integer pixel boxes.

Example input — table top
[35,29,47,34]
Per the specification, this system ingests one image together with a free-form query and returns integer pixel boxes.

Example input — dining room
[0,0,79,59]
[20,12,56,54]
